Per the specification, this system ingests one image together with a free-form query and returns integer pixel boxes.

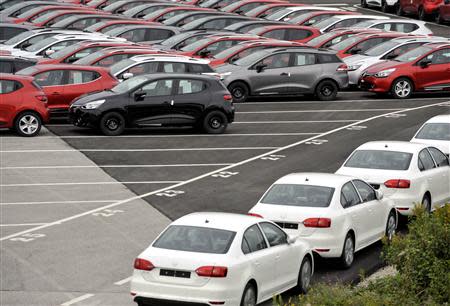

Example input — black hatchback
[69,74,235,136]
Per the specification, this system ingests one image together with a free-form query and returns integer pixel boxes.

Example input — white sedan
[249,173,397,269]
[411,115,450,156]
[130,212,313,306]
[336,141,450,216]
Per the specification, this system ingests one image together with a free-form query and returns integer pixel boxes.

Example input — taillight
[195,266,228,278]
[35,95,48,103]
[134,258,154,271]
[384,179,410,189]
[223,94,232,101]
[336,64,349,71]
[248,213,263,218]
[303,218,331,228]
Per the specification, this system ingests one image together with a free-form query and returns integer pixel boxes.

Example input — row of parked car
[0,0,449,137]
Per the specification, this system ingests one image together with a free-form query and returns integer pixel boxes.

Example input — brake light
[195,266,228,278]
[134,258,154,271]
[248,213,263,218]
[35,95,48,103]
[223,94,232,101]
[384,179,410,189]
[336,64,349,71]
[303,218,331,228]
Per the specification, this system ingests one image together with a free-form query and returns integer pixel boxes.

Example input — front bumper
[359,75,392,93]
[68,106,101,127]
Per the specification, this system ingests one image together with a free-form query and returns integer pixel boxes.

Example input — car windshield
[123,4,149,17]
[25,37,56,51]
[353,20,376,28]
[153,225,236,254]
[3,30,33,45]
[313,16,340,29]
[160,32,193,46]
[110,75,148,93]
[261,184,335,207]
[306,31,336,46]
[415,123,450,141]
[74,50,105,65]
[110,58,134,75]
[180,37,213,51]
[49,43,81,59]
[266,8,290,20]
[345,150,413,170]
[395,46,432,62]
[16,6,45,19]
[85,21,107,32]
[330,35,361,51]
[234,49,269,66]
[363,40,400,56]
[288,12,314,24]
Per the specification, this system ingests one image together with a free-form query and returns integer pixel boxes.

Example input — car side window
[373,23,392,31]
[34,70,65,86]
[188,63,213,73]
[0,61,13,73]
[384,43,422,59]
[260,52,291,69]
[427,147,449,167]
[242,224,267,254]
[353,180,376,202]
[0,80,21,94]
[147,29,173,41]
[162,62,187,73]
[293,53,316,66]
[126,62,159,76]
[394,23,418,33]
[177,79,206,94]
[340,182,361,208]
[418,149,436,171]
[68,47,103,62]
[67,70,100,84]
[427,49,450,65]
[263,29,286,40]
[259,222,287,247]
[45,40,82,54]
[96,54,130,67]
[352,38,387,53]
[140,79,173,96]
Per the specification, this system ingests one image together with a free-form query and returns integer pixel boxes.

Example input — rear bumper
[134,297,209,306]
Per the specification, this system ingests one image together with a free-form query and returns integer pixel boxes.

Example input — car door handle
[51,92,60,95]
[280,72,290,76]
[253,261,260,267]
[275,255,280,260]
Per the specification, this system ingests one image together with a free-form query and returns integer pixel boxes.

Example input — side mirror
[287,235,298,244]
[255,63,267,73]
[375,190,384,200]
[420,59,431,68]
[44,49,55,57]
[134,90,146,101]
[121,72,134,80]
[350,48,362,55]
[198,49,211,58]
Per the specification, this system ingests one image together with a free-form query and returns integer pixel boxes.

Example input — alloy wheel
[301,259,311,290]
[243,286,256,306]
[19,115,39,135]
[344,236,354,266]
[394,80,411,98]
[387,214,396,241]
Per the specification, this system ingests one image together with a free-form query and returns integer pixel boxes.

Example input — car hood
[71,90,118,106]
[344,54,372,65]
[365,60,403,74]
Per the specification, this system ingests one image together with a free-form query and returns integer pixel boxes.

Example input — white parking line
[1,181,182,187]
[61,294,95,306]
[114,276,132,286]
[0,200,121,205]
[44,133,321,139]
[1,163,232,170]
[234,120,361,124]
[1,101,447,242]
[0,223,47,227]
[243,97,449,104]
[237,109,403,114]
[0,147,278,153]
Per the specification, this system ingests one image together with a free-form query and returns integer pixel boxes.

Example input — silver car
[216,47,349,102]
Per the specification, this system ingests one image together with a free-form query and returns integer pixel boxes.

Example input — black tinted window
[287,29,311,40]
[259,222,287,247]
[189,63,213,73]
[243,225,267,253]
[261,184,335,207]
[318,54,339,63]
[345,150,413,171]
[427,147,448,167]
[418,149,436,171]
[341,182,361,208]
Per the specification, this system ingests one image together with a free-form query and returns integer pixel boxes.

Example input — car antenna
[205,219,209,224]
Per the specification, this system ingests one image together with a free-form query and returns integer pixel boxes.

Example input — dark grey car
[216,47,349,102]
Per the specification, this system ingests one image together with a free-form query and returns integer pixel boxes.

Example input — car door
[418,148,441,207]
[248,52,293,95]
[427,147,450,206]
[414,48,450,91]
[126,78,174,126]
[64,70,103,107]
[33,69,66,110]
[170,78,209,125]
[241,224,276,301]
[0,80,22,127]
[289,52,319,93]
[259,222,299,292]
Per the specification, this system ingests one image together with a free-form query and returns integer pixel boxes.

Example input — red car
[220,0,287,14]
[248,25,321,43]
[397,0,444,20]
[306,28,383,48]
[30,9,110,27]
[209,40,305,67]
[72,47,168,66]
[360,42,450,99]
[330,32,410,58]
[16,65,118,113]
[11,5,96,24]
[85,20,157,33]
[0,74,49,137]
[436,0,450,23]
[245,3,304,18]
[178,35,264,58]
[143,7,214,23]
[38,41,137,64]
[288,11,359,26]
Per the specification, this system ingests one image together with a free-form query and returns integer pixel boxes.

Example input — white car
[351,19,433,35]
[313,15,390,33]
[345,37,448,85]
[130,212,313,306]
[336,141,450,216]
[249,173,396,269]
[361,0,399,13]
[265,6,343,22]
[411,115,450,156]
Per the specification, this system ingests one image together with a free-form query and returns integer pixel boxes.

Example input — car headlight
[375,68,396,78]
[81,99,105,109]
[347,64,362,71]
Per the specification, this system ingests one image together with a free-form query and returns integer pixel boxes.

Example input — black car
[0,56,37,73]
[69,74,235,135]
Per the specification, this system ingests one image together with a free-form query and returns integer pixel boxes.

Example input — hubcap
[243,287,256,306]
[394,81,411,98]
[301,259,311,290]
[210,117,222,129]
[106,118,119,131]
[344,237,354,265]
[423,197,430,212]
[387,215,396,240]
[232,87,244,99]
[321,86,332,96]
[19,115,39,135]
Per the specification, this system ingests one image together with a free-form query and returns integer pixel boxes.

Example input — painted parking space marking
[155,190,185,197]
[1,181,183,187]
[305,139,329,145]
[114,277,132,286]
[46,133,322,139]
[242,97,449,104]
[92,209,124,218]
[211,171,239,178]
[0,223,47,227]
[346,125,367,131]
[384,113,407,118]
[9,233,46,242]
[0,147,278,153]
[60,294,94,306]
[1,164,233,170]
[1,101,447,243]
[237,109,404,113]
[0,200,121,206]
[234,120,361,124]
[260,154,286,161]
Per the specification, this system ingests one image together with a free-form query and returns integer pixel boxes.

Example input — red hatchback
[16,65,118,113]
[436,0,450,23]
[288,11,359,26]
[248,25,321,43]
[0,74,49,137]
[397,0,444,20]
[220,0,287,14]
[306,28,382,48]
[359,42,450,99]
[73,47,168,66]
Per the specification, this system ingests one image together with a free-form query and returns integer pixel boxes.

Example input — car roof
[390,36,449,43]
[282,6,342,11]
[275,172,354,187]
[0,73,34,81]
[0,55,37,61]
[424,114,450,124]
[356,141,428,153]
[257,24,318,30]
[172,212,259,231]
[362,18,426,25]
[110,24,179,31]
[129,54,210,64]
[423,42,450,49]
[23,64,108,71]
[331,14,389,20]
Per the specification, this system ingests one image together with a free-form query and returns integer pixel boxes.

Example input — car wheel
[315,80,338,101]
[229,81,249,103]
[296,256,312,294]
[391,78,413,99]
[240,283,256,306]
[422,194,431,213]
[385,211,396,242]
[339,233,355,269]
[14,111,42,137]
[202,110,227,134]
[361,0,368,8]
[99,112,125,136]
[396,4,404,16]
[418,6,427,20]
[435,12,443,24]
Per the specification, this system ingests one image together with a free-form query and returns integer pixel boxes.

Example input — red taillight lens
[35,95,48,103]
[134,258,154,271]
[248,213,263,218]
[195,266,228,278]
[223,94,233,101]
[303,218,331,228]
[384,179,410,189]
[336,64,349,71]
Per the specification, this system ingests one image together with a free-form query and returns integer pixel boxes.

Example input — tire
[14,111,42,137]
[339,233,355,269]
[315,80,338,101]
[99,112,125,136]
[228,81,249,103]
[202,110,228,134]
[396,4,404,16]
[295,256,312,294]
[422,194,431,213]
[391,77,413,99]
[361,0,368,8]
[435,12,444,24]
[418,6,427,20]
[385,211,396,242]
[240,283,256,306]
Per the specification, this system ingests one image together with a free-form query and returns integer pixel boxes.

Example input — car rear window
[345,150,413,170]
[261,184,335,207]
[415,123,450,141]
[153,225,236,254]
